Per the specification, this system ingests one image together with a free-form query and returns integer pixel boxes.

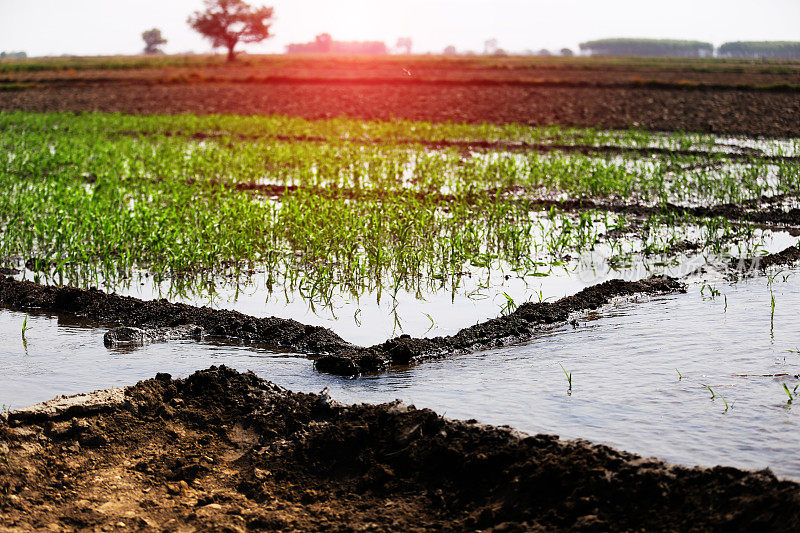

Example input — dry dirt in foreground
[2,366,799,532]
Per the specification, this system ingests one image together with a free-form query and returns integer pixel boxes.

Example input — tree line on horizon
[579,38,800,59]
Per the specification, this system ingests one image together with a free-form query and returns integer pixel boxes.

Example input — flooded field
[3,44,800,530]
[2,110,800,530]
[3,269,800,478]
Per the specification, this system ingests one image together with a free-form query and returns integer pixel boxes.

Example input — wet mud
[316,276,685,375]
[227,180,800,228]
[103,324,206,348]
[1,366,798,532]
[730,244,800,272]
[0,275,354,354]
[0,275,684,375]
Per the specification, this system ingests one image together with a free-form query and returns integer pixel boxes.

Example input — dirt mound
[317,276,685,374]
[0,275,684,375]
[729,244,800,273]
[0,275,353,354]
[1,366,798,531]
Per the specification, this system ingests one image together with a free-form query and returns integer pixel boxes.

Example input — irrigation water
[3,112,800,486]
[2,268,799,479]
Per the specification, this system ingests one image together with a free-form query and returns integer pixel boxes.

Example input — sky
[1,0,799,57]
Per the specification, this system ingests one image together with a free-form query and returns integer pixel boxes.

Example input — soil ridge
[2,365,799,531]
[315,276,685,375]
[0,275,354,354]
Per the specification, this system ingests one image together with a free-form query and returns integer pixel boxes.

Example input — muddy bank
[731,244,800,272]
[225,179,800,227]
[317,276,685,375]
[0,275,354,354]
[1,365,798,532]
[0,275,684,375]
[548,197,800,228]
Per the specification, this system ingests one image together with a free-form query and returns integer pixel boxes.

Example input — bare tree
[188,0,274,61]
[443,45,457,55]
[483,38,498,55]
[142,28,167,55]
[395,37,412,55]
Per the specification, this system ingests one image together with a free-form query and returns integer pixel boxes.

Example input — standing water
[2,270,800,480]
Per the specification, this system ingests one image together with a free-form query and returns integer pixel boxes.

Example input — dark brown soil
[2,365,799,532]
[220,179,800,228]
[0,275,354,354]
[317,276,685,375]
[0,275,684,375]
[3,81,800,138]
[731,244,800,272]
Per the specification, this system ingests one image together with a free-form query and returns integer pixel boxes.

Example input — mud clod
[1,366,798,531]
[103,324,205,347]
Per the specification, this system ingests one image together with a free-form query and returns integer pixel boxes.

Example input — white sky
[1,0,799,57]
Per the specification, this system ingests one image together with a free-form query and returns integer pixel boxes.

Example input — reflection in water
[1,270,800,480]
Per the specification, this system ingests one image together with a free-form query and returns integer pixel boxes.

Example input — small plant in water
[700,284,720,299]
[782,383,798,405]
[676,368,682,380]
[703,384,730,412]
[560,363,573,395]
[21,314,31,339]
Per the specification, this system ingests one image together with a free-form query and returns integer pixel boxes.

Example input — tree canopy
[188,0,274,61]
[579,38,713,57]
[718,41,800,59]
[141,28,167,55]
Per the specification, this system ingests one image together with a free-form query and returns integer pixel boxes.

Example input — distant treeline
[579,39,713,57]
[580,39,800,59]
[0,51,27,59]
[718,42,800,59]
[286,34,387,55]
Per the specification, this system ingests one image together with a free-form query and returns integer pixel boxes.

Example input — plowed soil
[3,55,800,137]
[4,82,799,138]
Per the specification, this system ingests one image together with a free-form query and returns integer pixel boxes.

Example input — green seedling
[560,363,573,395]
[500,293,517,316]
[700,284,720,298]
[782,383,798,405]
[423,312,436,334]
[703,384,716,399]
[21,314,31,339]
[703,384,730,412]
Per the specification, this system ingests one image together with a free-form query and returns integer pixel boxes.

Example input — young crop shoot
[560,363,573,395]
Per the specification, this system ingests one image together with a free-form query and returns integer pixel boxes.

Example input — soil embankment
[316,276,684,374]
[0,275,684,374]
[2,365,799,532]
